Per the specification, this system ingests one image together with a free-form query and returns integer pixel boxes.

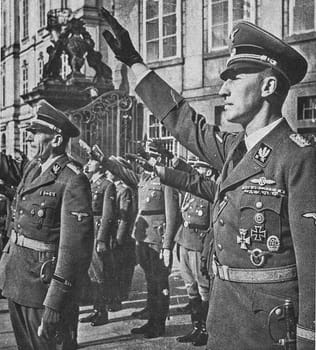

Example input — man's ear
[261,76,277,98]
[51,134,63,148]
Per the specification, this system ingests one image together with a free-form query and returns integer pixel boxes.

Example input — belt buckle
[221,265,230,281]
[212,255,219,276]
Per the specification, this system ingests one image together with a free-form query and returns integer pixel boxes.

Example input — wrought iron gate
[68,90,143,162]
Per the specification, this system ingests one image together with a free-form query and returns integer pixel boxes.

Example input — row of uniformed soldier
[100,8,315,350]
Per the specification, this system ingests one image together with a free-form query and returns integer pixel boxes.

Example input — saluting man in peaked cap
[100,8,315,350]
[0,99,94,350]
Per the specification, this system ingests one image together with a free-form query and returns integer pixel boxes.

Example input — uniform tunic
[135,71,316,350]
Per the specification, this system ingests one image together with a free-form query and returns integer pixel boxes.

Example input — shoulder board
[289,133,312,147]
[66,163,81,175]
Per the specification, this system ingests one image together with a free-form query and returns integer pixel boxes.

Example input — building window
[1,134,6,153]
[40,0,46,28]
[38,52,44,80]
[143,0,181,62]
[61,52,70,80]
[23,0,29,38]
[283,0,315,37]
[208,0,258,51]
[298,96,316,122]
[1,63,5,107]
[22,61,29,95]
[2,10,7,47]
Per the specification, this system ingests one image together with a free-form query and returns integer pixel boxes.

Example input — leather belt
[139,210,164,216]
[11,230,57,252]
[297,325,315,342]
[183,221,209,230]
[212,256,297,283]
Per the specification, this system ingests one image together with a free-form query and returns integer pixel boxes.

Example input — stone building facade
[1,0,316,158]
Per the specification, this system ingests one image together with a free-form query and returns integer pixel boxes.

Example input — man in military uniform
[100,9,315,350]
[91,141,180,338]
[0,100,94,350]
[155,158,217,346]
[80,157,117,326]
[109,156,137,305]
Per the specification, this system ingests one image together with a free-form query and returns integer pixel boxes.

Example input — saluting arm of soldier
[97,182,117,247]
[135,72,235,172]
[157,166,216,203]
[288,149,316,350]
[103,158,139,188]
[43,172,94,311]
[0,153,25,187]
[116,187,133,245]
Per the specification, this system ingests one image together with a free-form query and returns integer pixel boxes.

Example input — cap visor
[220,62,268,81]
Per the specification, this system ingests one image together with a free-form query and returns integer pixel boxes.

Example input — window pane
[147,41,159,61]
[163,0,176,14]
[212,24,228,48]
[146,19,159,40]
[163,36,176,57]
[146,0,159,19]
[212,1,228,25]
[163,14,176,36]
[293,0,314,33]
[233,0,245,21]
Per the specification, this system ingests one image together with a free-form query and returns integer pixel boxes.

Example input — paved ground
[0,255,199,350]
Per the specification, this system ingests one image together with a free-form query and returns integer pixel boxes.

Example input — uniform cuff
[43,278,71,311]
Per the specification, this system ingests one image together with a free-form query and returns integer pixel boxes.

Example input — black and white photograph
[0,0,315,349]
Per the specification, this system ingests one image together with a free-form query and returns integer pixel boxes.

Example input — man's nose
[219,79,231,97]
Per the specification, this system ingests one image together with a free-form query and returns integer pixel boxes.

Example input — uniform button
[22,197,26,201]
[219,219,224,226]
[17,224,21,229]
[19,210,23,215]
[224,196,228,201]
[217,243,223,250]
[256,201,263,209]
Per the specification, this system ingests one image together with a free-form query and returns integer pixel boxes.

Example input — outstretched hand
[100,7,143,67]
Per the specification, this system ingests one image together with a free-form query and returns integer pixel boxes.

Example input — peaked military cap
[193,160,212,169]
[220,21,308,86]
[26,100,80,137]
[114,156,133,170]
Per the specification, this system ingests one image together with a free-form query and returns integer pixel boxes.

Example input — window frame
[297,95,316,122]
[142,0,182,62]
[39,0,46,28]
[286,0,316,36]
[208,0,258,51]
[23,0,29,39]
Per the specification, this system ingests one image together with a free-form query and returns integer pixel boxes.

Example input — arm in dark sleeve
[116,186,133,245]
[135,71,236,172]
[43,173,94,311]
[97,182,117,243]
[158,167,216,203]
[0,153,24,186]
[162,186,180,250]
[288,148,316,350]
[172,157,194,173]
[103,158,139,188]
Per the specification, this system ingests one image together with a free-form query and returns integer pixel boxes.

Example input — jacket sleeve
[162,185,180,249]
[103,158,139,188]
[135,71,235,172]
[288,148,316,350]
[43,173,94,311]
[97,182,117,243]
[159,167,217,203]
[116,186,133,245]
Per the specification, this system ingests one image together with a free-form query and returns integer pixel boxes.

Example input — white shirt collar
[245,118,283,151]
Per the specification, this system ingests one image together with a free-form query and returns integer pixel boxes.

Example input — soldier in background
[0,100,94,350]
[91,141,180,338]
[155,158,217,346]
[80,157,117,326]
[100,9,315,350]
[107,156,137,306]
